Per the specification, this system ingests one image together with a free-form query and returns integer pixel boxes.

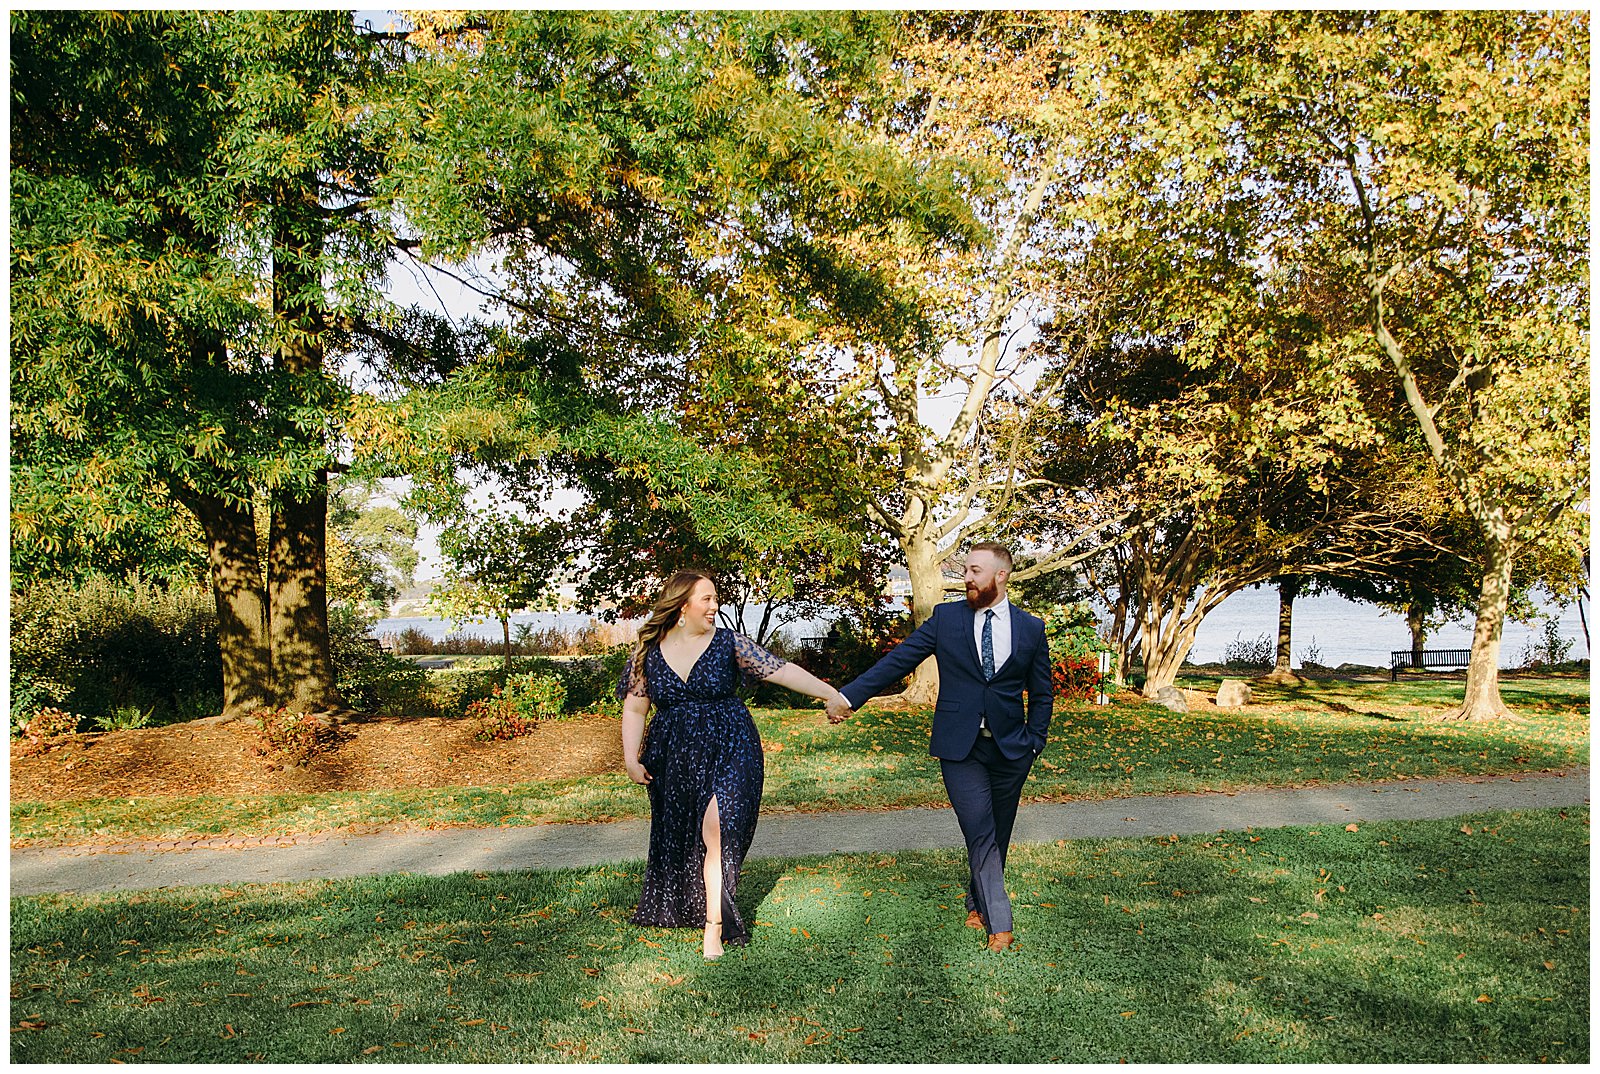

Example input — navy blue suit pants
[940,732,1034,934]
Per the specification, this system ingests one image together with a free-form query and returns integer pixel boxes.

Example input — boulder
[1154,686,1188,713]
[1216,679,1253,708]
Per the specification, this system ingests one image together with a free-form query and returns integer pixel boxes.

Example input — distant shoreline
[371,588,1587,671]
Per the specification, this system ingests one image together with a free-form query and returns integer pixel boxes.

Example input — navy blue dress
[619,628,785,946]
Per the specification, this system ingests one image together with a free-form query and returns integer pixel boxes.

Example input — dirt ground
[9,714,624,803]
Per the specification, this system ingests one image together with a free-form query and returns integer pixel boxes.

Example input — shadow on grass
[11,808,1589,1064]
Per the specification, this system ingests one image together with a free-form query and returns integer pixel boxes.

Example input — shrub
[390,626,435,655]
[8,674,67,734]
[1520,617,1575,669]
[467,670,568,740]
[467,689,538,741]
[10,574,220,726]
[329,607,431,716]
[1222,632,1275,671]
[1041,603,1117,703]
[427,667,503,718]
[797,606,913,691]
[1297,636,1326,671]
[92,705,154,732]
[14,705,82,756]
[490,650,631,716]
[505,671,567,718]
[251,707,334,767]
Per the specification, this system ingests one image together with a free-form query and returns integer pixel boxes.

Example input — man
[826,542,1053,952]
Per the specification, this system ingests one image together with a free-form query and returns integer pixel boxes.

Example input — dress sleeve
[615,648,650,704]
[732,632,787,683]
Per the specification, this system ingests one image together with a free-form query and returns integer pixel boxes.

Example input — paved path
[10,768,1588,897]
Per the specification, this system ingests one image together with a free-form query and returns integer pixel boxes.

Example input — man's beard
[965,580,999,609]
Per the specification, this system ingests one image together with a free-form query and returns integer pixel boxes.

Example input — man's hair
[967,541,1014,571]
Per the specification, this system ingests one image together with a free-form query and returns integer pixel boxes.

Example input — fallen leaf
[362,1045,383,1055]
[1476,995,1492,1003]
[1345,824,1359,832]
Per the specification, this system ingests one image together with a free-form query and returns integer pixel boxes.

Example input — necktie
[981,609,996,680]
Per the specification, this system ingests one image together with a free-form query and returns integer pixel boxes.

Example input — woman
[619,570,847,959]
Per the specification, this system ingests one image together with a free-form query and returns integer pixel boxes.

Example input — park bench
[1390,648,1472,681]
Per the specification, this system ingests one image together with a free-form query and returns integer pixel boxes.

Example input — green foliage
[511,651,632,717]
[91,706,155,733]
[250,707,334,767]
[1040,603,1117,702]
[465,668,570,739]
[327,478,419,619]
[327,608,431,718]
[1221,633,1276,672]
[507,672,567,720]
[1518,618,1576,670]
[798,604,914,688]
[9,575,221,726]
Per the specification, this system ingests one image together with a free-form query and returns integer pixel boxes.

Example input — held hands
[824,692,854,724]
[624,759,652,785]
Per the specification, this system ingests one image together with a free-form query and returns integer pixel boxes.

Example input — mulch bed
[9,714,624,803]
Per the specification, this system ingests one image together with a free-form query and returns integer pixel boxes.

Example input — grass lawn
[11,675,1588,846]
[10,807,1587,1063]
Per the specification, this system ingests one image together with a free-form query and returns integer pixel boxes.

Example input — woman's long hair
[630,570,717,664]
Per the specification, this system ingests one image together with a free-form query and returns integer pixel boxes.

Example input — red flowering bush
[468,672,560,741]
[14,705,81,756]
[1042,604,1116,703]
[250,707,333,767]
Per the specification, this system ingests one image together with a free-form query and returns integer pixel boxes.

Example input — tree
[327,477,419,620]
[12,11,431,718]
[433,508,566,667]
[729,11,1159,704]
[1120,11,1589,718]
[349,11,980,635]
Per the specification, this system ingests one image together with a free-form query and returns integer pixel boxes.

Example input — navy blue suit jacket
[841,599,1054,762]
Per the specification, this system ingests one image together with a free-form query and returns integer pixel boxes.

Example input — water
[1179,586,1587,668]
[371,611,621,640]
[372,589,1588,670]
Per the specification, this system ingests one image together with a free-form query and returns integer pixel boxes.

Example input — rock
[1216,679,1252,708]
[1154,686,1188,713]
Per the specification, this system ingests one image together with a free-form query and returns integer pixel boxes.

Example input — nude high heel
[703,919,724,960]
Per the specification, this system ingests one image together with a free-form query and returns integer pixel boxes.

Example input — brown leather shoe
[965,910,986,931]
[987,931,1015,952]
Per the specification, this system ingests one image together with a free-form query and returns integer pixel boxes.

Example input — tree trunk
[1138,607,1200,697]
[502,613,513,670]
[1407,602,1428,669]
[267,183,345,716]
[1437,533,1519,721]
[1108,590,1133,687]
[269,482,346,713]
[894,532,949,707]
[1259,578,1304,684]
[187,492,272,720]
